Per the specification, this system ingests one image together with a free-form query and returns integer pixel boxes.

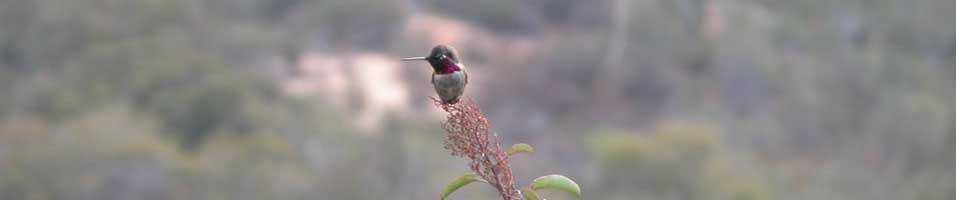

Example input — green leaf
[530,174,581,198]
[507,143,534,156]
[521,188,542,200]
[441,173,480,200]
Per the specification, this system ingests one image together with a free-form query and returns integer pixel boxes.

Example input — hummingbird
[401,45,468,104]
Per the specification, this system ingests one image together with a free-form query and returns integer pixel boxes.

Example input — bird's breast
[432,71,466,103]
[432,71,466,87]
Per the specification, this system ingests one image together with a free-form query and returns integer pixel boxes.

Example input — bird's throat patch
[437,60,461,74]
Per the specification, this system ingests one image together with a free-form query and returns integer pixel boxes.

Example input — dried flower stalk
[436,98,519,200]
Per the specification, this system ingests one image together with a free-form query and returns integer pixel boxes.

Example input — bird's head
[401,45,461,73]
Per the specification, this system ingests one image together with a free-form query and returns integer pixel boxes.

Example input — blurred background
[1,0,955,199]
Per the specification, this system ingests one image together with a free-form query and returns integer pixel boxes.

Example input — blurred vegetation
[0,0,411,199]
[0,0,954,199]
[588,123,770,200]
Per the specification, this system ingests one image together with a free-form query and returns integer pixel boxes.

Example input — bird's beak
[400,56,427,61]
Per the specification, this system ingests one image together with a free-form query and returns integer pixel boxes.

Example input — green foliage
[149,74,252,149]
[0,104,324,200]
[439,142,581,200]
[0,1,364,198]
[507,143,535,156]
[0,0,291,149]
[0,105,180,200]
[521,188,542,200]
[441,173,481,200]
[530,174,582,198]
[588,122,771,200]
